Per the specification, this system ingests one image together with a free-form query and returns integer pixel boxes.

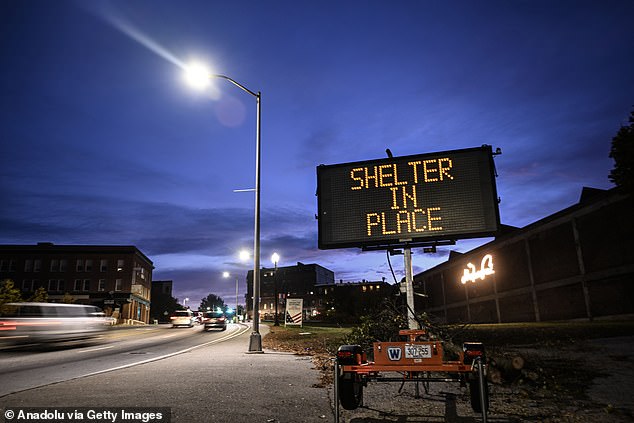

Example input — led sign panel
[317,146,500,250]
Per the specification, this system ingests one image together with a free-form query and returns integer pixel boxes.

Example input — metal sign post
[404,247,417,329]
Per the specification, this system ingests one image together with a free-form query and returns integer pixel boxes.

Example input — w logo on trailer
[387,347,402,361]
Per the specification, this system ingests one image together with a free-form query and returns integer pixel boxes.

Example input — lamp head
[239,250,250,262]
[184,62,211,90]
[271,253,280,265]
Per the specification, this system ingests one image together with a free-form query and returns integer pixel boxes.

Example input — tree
[609,108,634,192]
[199,293,226,312]
[150,292,180,322]
[61,293,76,303]
[27,287,48,302]
[0,279,23,313]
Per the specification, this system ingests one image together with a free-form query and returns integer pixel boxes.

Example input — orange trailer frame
[334,329,489,423]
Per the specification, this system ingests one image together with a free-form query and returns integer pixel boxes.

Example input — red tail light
[0,321,17,331]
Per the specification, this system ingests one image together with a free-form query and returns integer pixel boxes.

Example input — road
[0,323,333,423]
[0,323,250,397]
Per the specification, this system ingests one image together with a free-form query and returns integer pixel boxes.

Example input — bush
[342,299,468,359]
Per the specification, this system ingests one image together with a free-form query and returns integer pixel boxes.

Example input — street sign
[317,146,500,249]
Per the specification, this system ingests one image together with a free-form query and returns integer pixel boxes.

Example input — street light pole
[184,66,263,352]
[271,253,280,326]
[214,76,262,352]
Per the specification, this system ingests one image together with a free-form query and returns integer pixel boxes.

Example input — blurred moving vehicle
[0,302,107,346]
[191,311,203,325]
[203,311,227,331]
[170,310,194,328]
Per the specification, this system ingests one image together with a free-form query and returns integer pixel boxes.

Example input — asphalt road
[0,323,248,397]
[0,323,333,422]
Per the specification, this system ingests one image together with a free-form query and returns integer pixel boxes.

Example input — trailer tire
[338,372,363,410]
[469,377,489,413]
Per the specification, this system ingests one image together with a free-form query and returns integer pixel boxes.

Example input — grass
[262,319,634,356]
[453,319,634,347]
[262,323,352,356]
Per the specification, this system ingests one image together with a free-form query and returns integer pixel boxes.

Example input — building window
[76,259,83,272]
[50,259,59,272]
[34,260,41,272]
[0,260,15,272]
[60,259,68,272]
[115,279,123,291]
[48,279,64,291]
[22,280,35,291]
[82,279,90,291]
[24,260,33,272]
[117,260,125,272]
[85,260,93,272]
[98,279,106,291]
[74,279,82,291]
[100,260,108,272]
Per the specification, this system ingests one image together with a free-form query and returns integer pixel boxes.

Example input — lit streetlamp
[271,252,280,326]
[184,63,263,353]
[223,271,239,323]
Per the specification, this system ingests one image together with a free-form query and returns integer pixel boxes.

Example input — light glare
[184,63,211,90]
[239,250,250,262]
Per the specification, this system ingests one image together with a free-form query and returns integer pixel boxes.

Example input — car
[0,302,107,346]
[203,311,227,331]
[170,310,194,327]
[191,311,203,325]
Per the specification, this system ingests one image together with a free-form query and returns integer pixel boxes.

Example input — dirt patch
[263,323,634,421]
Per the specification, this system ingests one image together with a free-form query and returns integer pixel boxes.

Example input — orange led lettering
[396,210,411,233]
[411,209,427,232]
[408,161,421,183]
[390,187,399,210]
[438,158,453,180]
[365,207,442,237]
[402,185,417,208]
[389,185,418,210]
[378,164,393,187]
[366,213,380,235]
[423,159,438,182]
[393,164,407,186]
[427,207,442,231]
[350,168,364,190]
[365,166,378,189]
[381,212,396,235]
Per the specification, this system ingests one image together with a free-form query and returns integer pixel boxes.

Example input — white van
[0,302,107,345]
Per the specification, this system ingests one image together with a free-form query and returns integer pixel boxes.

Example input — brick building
[414,187,633,323]
[246,262,334,321]
[0,243,154,324]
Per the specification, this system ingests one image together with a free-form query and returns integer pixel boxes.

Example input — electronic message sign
[316,146,500,250]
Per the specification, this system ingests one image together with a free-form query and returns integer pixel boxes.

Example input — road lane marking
[80,324,251,378]
[76,345,115,353]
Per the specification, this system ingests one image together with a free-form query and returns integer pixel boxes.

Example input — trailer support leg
[475,357,488,423]
[333,359,340,423]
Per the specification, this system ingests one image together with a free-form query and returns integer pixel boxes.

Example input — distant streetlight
[271,252,280,326]
[223,271,239,323]
[184,63,263,353]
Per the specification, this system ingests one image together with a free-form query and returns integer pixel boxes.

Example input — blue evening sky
[1,0,633,307]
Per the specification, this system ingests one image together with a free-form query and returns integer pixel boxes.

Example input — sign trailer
[317,146,500,422]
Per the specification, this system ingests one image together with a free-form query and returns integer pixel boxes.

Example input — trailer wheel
[338,372,363,410]
[469,376,489,413]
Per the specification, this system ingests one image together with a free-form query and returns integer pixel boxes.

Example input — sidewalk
[0,324,334,423]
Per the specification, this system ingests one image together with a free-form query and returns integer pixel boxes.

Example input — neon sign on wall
[461,254,494,284]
